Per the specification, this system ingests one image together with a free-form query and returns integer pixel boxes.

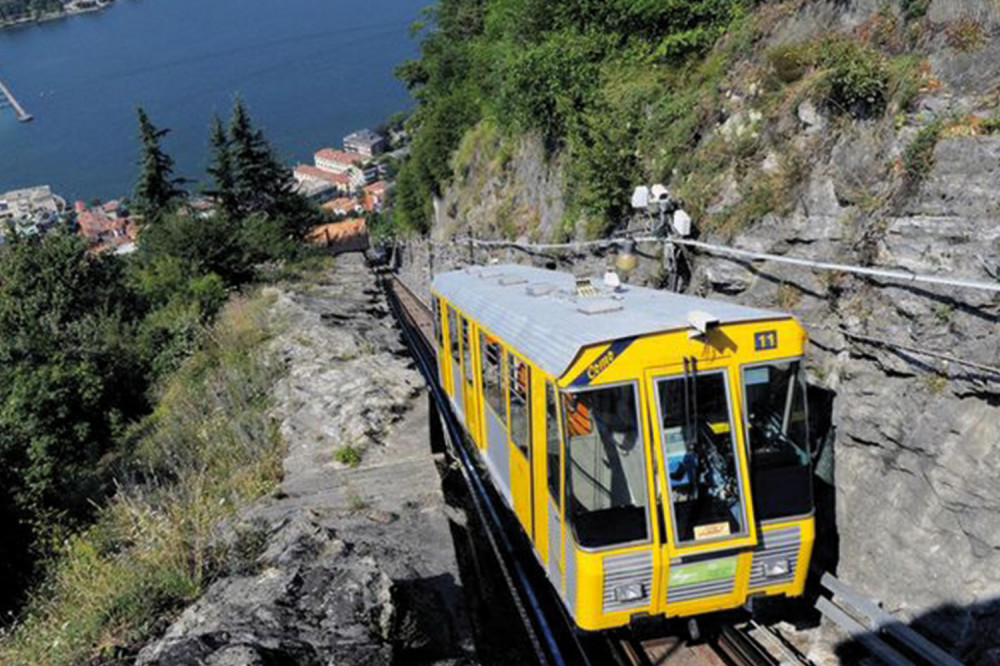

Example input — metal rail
[453,235,1000,294]
[816,573,966,666]
[383,271,590,666]
[716,625,782,666]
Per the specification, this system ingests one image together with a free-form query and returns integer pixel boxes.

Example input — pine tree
[206,115,238,219]
[228,98,313,238]
[133,108,185,221]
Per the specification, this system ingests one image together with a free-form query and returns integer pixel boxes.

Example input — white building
[343,129,387,157]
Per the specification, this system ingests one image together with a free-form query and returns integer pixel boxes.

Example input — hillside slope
[400,0,1000,662]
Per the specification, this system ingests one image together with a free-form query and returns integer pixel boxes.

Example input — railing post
[428,239,435,284]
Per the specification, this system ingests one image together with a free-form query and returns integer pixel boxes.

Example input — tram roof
[432,264,790,378]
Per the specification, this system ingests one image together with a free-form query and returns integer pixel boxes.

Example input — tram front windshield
[656,372,747,545]
[742,360,812,520]
[563,384,650,549]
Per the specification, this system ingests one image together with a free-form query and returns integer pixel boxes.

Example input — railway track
[382,269,802,666]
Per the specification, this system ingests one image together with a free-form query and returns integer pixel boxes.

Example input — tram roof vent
[577,299,624,315]
[526,283,557,297]
[688,310,720,337]
[498,276,527,286]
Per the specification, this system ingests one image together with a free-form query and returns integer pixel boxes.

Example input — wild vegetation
[394,0,942,239]
[0,98,320,660]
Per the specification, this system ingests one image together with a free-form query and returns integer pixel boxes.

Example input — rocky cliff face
[407,1,1000,662]
[138,255,476,666]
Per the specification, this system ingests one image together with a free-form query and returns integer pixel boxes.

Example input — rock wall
[138,255,476,666]
[396,1,1000,661]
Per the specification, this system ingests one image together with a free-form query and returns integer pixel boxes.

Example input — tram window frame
[740,358,813,522]
[562,381,651,550]
[545,381,561,505]
[432,297,443,348]
[507,351,530,457]
[654,370,750,547]
[447,307,459,365]
[480,331,505,418]
[461,317,472,384]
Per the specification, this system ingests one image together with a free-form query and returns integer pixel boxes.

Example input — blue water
[0,0,419,200]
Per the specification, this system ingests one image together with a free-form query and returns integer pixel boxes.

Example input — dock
[0,75,33,122]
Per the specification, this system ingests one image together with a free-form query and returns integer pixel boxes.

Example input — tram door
[446,307,460,403]
[507,351,534,538]
[645,362,757,612]
[459,316,480,443]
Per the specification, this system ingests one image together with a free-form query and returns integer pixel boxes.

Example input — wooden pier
[0,75,33,122]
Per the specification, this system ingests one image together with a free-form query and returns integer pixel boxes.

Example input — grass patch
[946,17,985,52]
[0,293,286,666]
[334,444,363,468]
[902,120,943,185]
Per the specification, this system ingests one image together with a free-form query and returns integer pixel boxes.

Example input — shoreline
[0,0,115,33]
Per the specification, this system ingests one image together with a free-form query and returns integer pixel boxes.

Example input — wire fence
[412,235,1000,379]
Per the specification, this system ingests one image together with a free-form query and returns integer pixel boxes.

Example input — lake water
[0,0,419,201]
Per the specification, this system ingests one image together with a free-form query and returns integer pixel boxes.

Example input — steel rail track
[383,271,593,666]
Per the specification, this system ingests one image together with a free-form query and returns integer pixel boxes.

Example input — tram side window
[742,360,812,521]
[508,352,530,456]
[546,382,560,504]
[656,372,746,545]
[448,308,459,365]
[461,318,472,383]
[432,297,443,348]
[480,333,504,417]
[563,384,649,549]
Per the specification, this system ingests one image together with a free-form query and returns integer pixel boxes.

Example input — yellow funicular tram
[430,264,814,632]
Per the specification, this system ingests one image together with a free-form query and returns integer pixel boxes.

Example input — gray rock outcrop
[138,254,475,666]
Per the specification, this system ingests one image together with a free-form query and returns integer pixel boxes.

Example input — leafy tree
[133,108,186,222]
[394,0,749,233]
[0,232,147,608]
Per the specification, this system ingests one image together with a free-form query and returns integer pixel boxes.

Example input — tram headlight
[613,582,646,603]
[763,559,791,578]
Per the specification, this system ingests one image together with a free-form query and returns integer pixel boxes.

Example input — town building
[322,196,364,218]
[0,185,65,240]
[314,148,366,174]
[74,199,137,253]
[313,148,377,188]
[362,180,388,212]
[308,217,368,253]
[293,164,350,199]
[343,129,387,157]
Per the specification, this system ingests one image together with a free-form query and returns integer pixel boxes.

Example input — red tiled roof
[363,180,388,195]
[322,197,361,213]
[294,164,350,186]
[308,218,367,245]
[76,206,134,244]
[314,148,366,166]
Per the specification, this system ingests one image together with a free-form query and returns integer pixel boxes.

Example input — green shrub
[0,293,285,666]
[817,38,889,117]
[901,0,930,21]
[767,43,810,83]
[902,121,942,184]
[334,444,363,468]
